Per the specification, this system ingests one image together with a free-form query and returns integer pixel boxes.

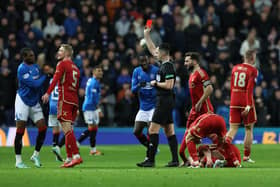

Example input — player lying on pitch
[185,113,241,168]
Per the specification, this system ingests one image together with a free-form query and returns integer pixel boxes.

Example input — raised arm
[144,27,158,58]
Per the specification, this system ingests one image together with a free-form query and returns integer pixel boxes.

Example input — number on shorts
[234,72,246,87]
[72,70,78,87]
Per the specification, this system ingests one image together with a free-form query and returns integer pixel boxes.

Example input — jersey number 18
[233,72,246,87]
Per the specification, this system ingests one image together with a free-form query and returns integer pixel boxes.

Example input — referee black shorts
[151,95,174,125]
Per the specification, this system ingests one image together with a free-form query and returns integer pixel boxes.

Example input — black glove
[139,82,146,87]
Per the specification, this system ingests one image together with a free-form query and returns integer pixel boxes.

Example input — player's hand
[150,80,157,87]
[41,93,49,104]
[195,101,202,112]
[144,27,151,36]
[139,82,146,87]
[241,105,250,116]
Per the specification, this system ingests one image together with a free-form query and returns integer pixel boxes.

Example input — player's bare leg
[88,124,103,156]
[15,121,29,168]
[243,123,255,163]
[134,121,149,159]
[60,121,82,168]
[164,124,179,167]
[30,119,47,167]
[225,124,239,144]
[52,126,63,162]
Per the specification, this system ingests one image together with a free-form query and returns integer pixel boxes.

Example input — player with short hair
[179,52,214,166]
[77,65,104,155]
[42,44,82,168]
[14,48,47,168]
[225,49,258,163]
[137,27,179,167]
[185,113,240,167]
[131,53,158,160]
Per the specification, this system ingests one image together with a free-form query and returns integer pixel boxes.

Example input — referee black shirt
[156,60,176,96]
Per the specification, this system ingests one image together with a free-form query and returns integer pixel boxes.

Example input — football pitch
[0,144,280,187]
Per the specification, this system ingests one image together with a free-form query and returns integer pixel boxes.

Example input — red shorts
[190,114,227,139]
[186,108,213,128]
[57,101,78,123]
[229,107,257,125]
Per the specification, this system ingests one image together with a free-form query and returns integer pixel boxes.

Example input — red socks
[65,130,79,157]
[179,133,188,162]
[186,141,198,162]
[244,147,251,157]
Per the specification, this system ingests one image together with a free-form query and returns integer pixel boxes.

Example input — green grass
[0,144,280,187]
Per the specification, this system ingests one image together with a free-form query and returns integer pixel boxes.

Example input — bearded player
[179,52,214,166]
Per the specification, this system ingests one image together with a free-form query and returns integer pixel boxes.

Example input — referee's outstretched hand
[144,27,151,36]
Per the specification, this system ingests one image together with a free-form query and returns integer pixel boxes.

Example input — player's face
[57,47,66,60]
[94,68,103,79]
[25,51,35,64]
[184,56,194,71]
[139,56,149,71]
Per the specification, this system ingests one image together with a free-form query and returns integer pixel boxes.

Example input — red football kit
[189,113,227,139]
[179,68,214,163]
[198,144,241,167]
[187,68,214,128]
[47,59,80,123]
[230,63,258,125]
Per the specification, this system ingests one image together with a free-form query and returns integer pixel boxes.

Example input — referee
[137,27,179,167]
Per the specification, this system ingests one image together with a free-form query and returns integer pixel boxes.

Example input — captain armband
[203,80,212,87]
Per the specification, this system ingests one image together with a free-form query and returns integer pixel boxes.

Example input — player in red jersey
[185,113,240,167]
[197,144,241,168]
[179,52,214,166]
[42,44,82,168]
[225,49,258,163]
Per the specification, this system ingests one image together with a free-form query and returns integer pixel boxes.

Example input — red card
[146,19,153,28]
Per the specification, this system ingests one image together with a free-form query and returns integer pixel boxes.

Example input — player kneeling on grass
[77,65,104,156]
[14,48,47,168]
[185,113,240,168]
[197,144,241,168]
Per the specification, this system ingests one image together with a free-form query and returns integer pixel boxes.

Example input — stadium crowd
[0,0,280,127]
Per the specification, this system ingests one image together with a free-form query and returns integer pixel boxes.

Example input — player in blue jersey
[77,65,104,155]
[14,48,47,168]
[47,79,64,162]
[131,53,158,161]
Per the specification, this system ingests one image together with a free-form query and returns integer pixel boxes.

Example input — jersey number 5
[72,70,78,87]
[234,72,246,87]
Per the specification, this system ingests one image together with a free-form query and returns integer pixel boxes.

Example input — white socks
[15,155,22,165]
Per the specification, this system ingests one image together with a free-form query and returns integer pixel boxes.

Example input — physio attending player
[225,49,258,163]
[131,53,158,160]
[77,65,104,155]
[48,79,63,162]
[14,48,47,168]
[185,113,240,167]
[42,44,82,168]
[137,27,179,167]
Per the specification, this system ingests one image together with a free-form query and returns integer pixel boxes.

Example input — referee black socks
[168,135,179,162]
[148,134,159,162]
